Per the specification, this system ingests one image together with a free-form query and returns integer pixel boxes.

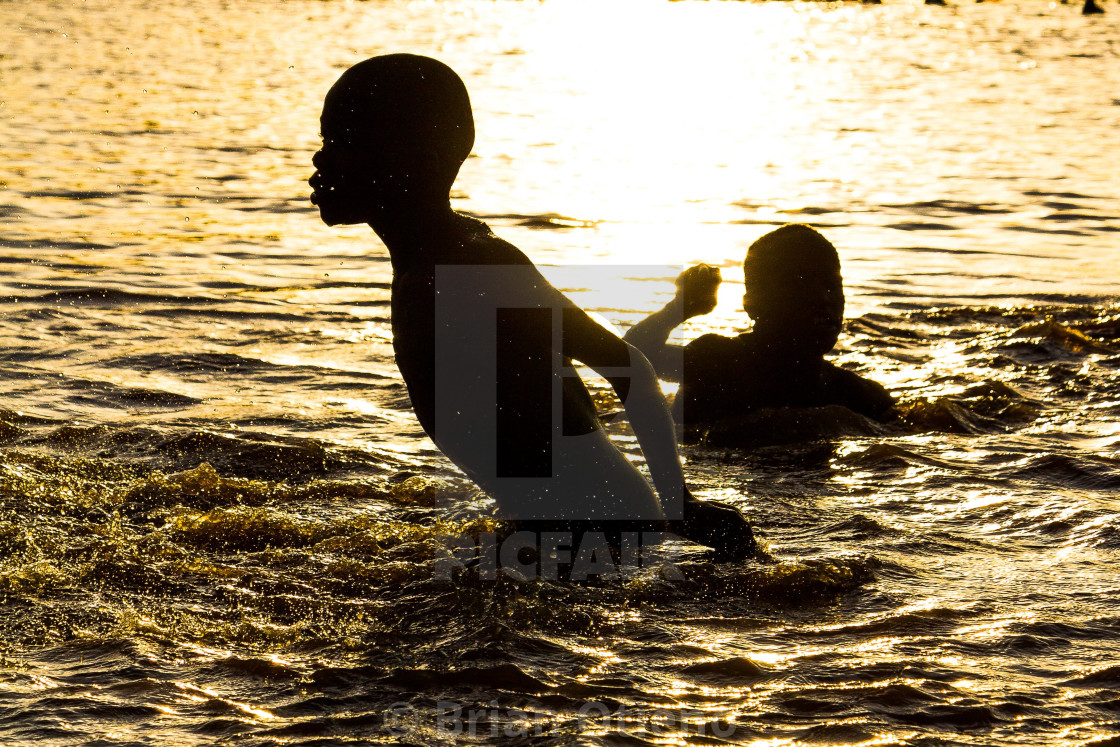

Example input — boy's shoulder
[441,214,534,267]
[820,360,894,418]
[684,331,763,362]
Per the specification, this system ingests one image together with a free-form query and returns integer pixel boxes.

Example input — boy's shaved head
[323,53,474,161]
[743,224,840,291]
[312,54,475,224]
[741,224,844,355]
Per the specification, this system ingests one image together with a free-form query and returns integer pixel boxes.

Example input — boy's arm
[623,265,721,383]
[822,363,895,420]
[622,302,687,382]
[561,306,756,559]
[563,306,687,511]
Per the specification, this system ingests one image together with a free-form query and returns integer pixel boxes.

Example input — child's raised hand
[674,264,721,320]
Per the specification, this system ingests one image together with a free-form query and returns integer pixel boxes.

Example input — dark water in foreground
[3,0,1120,744]
[4,301,1120,746]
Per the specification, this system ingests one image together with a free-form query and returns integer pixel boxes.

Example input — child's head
[310,54,474,226]
[741,224,844,355]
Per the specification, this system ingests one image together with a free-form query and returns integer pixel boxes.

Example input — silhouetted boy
[310,54,754,560]
[625,224,893,430]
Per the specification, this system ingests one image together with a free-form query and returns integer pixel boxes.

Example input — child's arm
[562,306,688,511]
[821,363,895,420]
[623,264,721,382]
[562,306,756,559]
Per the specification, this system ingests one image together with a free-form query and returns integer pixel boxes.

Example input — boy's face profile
[310,100,417,227]
[744,262,844,357]
[310,130,378,227]
[309,54,475,228]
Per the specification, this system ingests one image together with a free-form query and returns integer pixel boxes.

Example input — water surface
[2,1,1119,744]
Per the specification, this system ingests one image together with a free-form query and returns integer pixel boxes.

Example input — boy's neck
[749,323,823,365]
[368,199,459,257]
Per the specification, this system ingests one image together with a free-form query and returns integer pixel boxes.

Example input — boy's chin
[316,204,369,227]
[783,334,837,357]
[807,336,839,356]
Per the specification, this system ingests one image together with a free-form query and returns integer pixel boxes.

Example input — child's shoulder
[446,213,534,267]
[685,331,758,358]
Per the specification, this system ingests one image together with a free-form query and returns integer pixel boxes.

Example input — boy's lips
[309,184,336,207]
[308,171,328,204]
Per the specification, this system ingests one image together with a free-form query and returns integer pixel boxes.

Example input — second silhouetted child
[625,224,893,432]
